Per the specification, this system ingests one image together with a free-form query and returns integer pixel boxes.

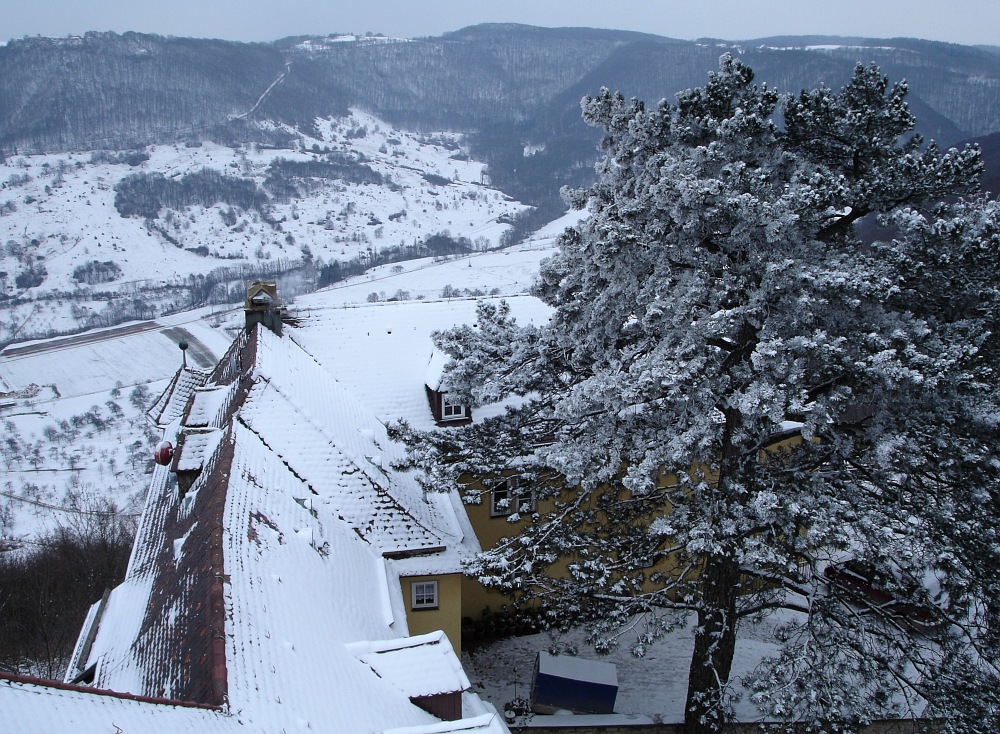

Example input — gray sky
[5,0,999,46]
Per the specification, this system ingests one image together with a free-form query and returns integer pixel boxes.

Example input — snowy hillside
[0,210,583,547]
[0,109,527,344]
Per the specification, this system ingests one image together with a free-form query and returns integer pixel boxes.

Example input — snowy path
[1,321,159,358]
[159,326,217,369]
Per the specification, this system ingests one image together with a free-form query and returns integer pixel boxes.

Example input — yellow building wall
[460,574,519,622]
[461,486,560,552]
[458,432,811,625]
[400,572,463,652]
[460,481,591,621]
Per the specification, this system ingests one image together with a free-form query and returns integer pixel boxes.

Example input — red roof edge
[0,671,223,711]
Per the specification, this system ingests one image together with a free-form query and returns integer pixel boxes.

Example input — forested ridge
[1,26,999,211]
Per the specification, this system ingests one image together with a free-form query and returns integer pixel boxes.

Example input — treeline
[263,154,387,201]
[114,168,268,219]
[114,154,389,220]
[88,149,149,166]
[317,230,473,288]
[71,260,122,285]
[0,510,135,678]
[0,32,294,154]
[3,28,996,215]
[497,201,567,247]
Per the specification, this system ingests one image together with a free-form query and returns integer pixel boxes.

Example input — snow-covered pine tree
[391,56,999,733]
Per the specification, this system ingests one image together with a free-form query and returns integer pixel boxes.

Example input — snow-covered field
[0,208,582,545]
[0,107,552,543]
[298,233,561,307]
[0,109,528,340]
[0,307,235,540]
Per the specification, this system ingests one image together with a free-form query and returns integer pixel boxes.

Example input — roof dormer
[424,350,471,426]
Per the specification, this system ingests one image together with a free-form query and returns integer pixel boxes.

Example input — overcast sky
[4,1,999,46]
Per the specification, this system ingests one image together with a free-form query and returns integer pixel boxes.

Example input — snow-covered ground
[0,108,528,340]
[287,208,582,308]
[0,307,235,540]
[0,209,581,545]
[0,107,560,544]
[462,614,783,726]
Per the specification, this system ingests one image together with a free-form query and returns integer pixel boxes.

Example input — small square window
[411,580,439,610]
[489,478,535,517]
[441,394,467,420]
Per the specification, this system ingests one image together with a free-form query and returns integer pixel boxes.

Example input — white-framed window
[489,477,535,517]
[411,580,439,610]
[441,393,467,420]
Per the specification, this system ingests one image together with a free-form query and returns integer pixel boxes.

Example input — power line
[0,490,139,518]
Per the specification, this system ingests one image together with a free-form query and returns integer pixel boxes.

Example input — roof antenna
[179,339,189,368]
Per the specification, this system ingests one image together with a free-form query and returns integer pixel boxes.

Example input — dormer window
[425,350,471,425]
[441,394,467,421]
[426,384,471,425]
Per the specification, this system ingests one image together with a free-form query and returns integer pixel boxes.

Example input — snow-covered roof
[79,448,230,704]
[184,384,237,428]
[5,308,513,732]
[348,630,471,699]
[146,366,209,427]
[218,422,455,731]
[246,325,453,556]
[290,295,551,430]
[537,651,618,687]
[383,713,509,734]
[425,349,448,392]
[172,428,223,471]
[2,675,237,734]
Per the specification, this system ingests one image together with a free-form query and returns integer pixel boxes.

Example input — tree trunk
[684,552,741,734]
[684,350,754,733]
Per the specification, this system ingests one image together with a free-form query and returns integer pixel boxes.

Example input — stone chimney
[244,281,282,335]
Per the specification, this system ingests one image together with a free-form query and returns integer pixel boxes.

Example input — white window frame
[489,478,535,517]
[440,393,467,420]
[411,580,439,610]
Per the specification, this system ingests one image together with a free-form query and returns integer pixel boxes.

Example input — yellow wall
[461,485,560,551]
[461,479,618,621]
[460,574,521,622]
[457,432,811,626]
[400,572,463,651]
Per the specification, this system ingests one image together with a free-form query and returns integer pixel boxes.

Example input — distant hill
[2,26,999,211]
